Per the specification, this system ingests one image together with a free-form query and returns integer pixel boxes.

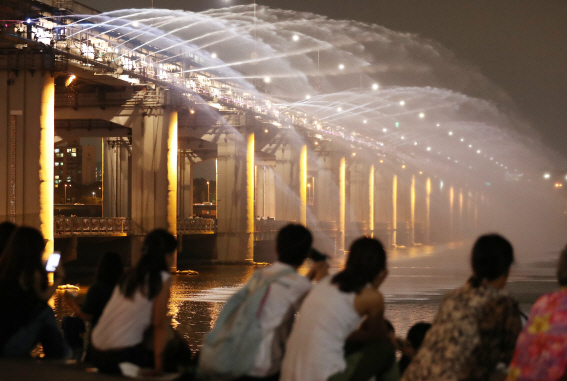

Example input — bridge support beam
[373,168,392,247]
[177,152,193,218]
[0,71,54,256]
[275,143,307,224]
[216,128,255,263]
[131,107,178,270]
[314,152,345,254]
[256,165,276,219]
[103,138,131,218]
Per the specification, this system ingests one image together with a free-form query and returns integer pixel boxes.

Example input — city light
[264,129,269,133]
[461,138,464,142]
[427,147,431,151]
[382,128,387,132]
[337,107,342,112]
[132,21,139,27]
[306,95,311,99]
[363,120,367,124]
[556,183,563,188]
[477,150,481,154]
[65,75,76,87]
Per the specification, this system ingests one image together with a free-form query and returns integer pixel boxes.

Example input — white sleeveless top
[92,271,171,350]
[281,276,363,381]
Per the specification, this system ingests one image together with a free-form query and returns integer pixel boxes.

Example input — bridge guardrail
[177,218,216,233]
[55,217,130,236]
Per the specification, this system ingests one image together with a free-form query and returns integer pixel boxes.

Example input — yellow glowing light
[190,109,195,114]
[369,165,375,234]
[392,175,397,247]
[246,131,255,261]
[65,74,76,87]
[40,77,55,258]
[555,183,563,188]
[167,111,178,239]
[300,145,307,225]
[339,157,346,252]
[352,152,356,157]
[402,165,406,169]
[264,129,269,133]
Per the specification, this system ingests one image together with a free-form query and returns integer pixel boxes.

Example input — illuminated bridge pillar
[347,160,370,244]
[103,138,131,217]
[177,151,193,218]
[256,164,276,219]
[216,127,255,263]
[131,106,178,270]
[373,167,393,247]
[275,143,307,224]
[396,171,412,247]
[315,152,345,254]
[0,71,54,256]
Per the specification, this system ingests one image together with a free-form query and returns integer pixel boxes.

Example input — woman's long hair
[332,237,386,293]
[119,229,177,300]
[0,227,47,291]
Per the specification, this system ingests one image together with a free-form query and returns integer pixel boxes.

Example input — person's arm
[63,291,92,321]
[151,277,172,372]
[306,260,329,282]
[34,266,65,301]
[347,288,388,342]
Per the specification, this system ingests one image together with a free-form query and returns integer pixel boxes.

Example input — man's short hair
[276,224,313,267]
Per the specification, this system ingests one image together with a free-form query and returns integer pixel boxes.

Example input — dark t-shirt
[0,280,45,351]
[81,281,116,328]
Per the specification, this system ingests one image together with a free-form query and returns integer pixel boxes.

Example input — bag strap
[255,267,297,318]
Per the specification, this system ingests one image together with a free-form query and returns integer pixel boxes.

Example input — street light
[64,184,71,204]
[207,181,210,203]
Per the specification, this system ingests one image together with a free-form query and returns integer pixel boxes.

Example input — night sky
[81,0,567,160]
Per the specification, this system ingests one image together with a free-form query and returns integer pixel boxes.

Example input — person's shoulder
[357,286,384,304]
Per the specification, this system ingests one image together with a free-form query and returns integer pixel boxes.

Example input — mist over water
[52,5,567,261]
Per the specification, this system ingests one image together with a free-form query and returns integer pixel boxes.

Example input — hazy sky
[80,0,567,161]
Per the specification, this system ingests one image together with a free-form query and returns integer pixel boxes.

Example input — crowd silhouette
[0,221,566,381]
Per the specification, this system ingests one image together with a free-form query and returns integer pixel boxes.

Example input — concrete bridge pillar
[131,106,178,270]
[103,138,131,217]
[256,165,276,219]
[0,71,54,256]
[275,143,307,224]
[314,152,345,254]
[348,160,370,231]
[177,151,193,218]
[372,167,392,247]
[216,127,255,263]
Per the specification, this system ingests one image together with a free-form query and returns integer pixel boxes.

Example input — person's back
[282,276,363,381]
[402,234,521,381]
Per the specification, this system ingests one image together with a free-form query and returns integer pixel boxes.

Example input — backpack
[198,267,296,379]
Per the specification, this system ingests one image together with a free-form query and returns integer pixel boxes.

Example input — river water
[52,241,560,349]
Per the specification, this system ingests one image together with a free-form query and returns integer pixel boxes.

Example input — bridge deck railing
[55,217,130,236]
[177,218,216,234]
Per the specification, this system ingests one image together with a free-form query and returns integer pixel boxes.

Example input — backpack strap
[255,267,297,318]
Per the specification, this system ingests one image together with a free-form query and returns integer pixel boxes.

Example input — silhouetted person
[0,227,70,358]
[0,221,16,258]
[91,230,191,375]
[398,322,431,375]
[281,237,396,381]
[402,234,521,381]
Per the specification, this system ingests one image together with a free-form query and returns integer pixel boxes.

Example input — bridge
[3,0,553,269]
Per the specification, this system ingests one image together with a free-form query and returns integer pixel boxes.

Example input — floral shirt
[507,289,567,381]
[402,280,522,381]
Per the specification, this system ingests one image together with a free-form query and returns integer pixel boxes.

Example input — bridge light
[338,64,345,70]
[477,150,481,154]
[65,75,76,87]
[306,95,311,99]
[426,147,431,151]
[414,142,417,145]
[448,131,453,136]
[544,173,551,179]
[395,122,399,128]
[26,18,31,24]
[382,128,387,132]
[468,144,472,148]
[419,113,425,119]
[292,34,299,41]
[337,107,342,112]
[132,21,139,27]
[372,83,379,90]
[264,129,269,133]
[190,109,195,115]
[399,100,405,106]
[363,120,367,124]
[263,76,271,83]
[402,165,406,169]
[460,138,464,142]
[555,183,563,188]
[352,152,356,157]
[211,52,217,59]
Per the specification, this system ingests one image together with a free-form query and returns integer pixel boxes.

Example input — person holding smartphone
[0,226,70,358]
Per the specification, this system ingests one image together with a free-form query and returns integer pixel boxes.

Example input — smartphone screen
[45,252,61,272]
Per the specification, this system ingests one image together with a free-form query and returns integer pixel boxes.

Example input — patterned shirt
[507,289,567,381]
[402,280,522,381]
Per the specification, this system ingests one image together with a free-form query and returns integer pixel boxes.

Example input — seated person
[402,234,522,381]
[281,237,396,381]
[398,322,431,375]
[0,227,70,358]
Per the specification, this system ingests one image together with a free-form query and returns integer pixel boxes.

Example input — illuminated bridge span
[1,0,564,268]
